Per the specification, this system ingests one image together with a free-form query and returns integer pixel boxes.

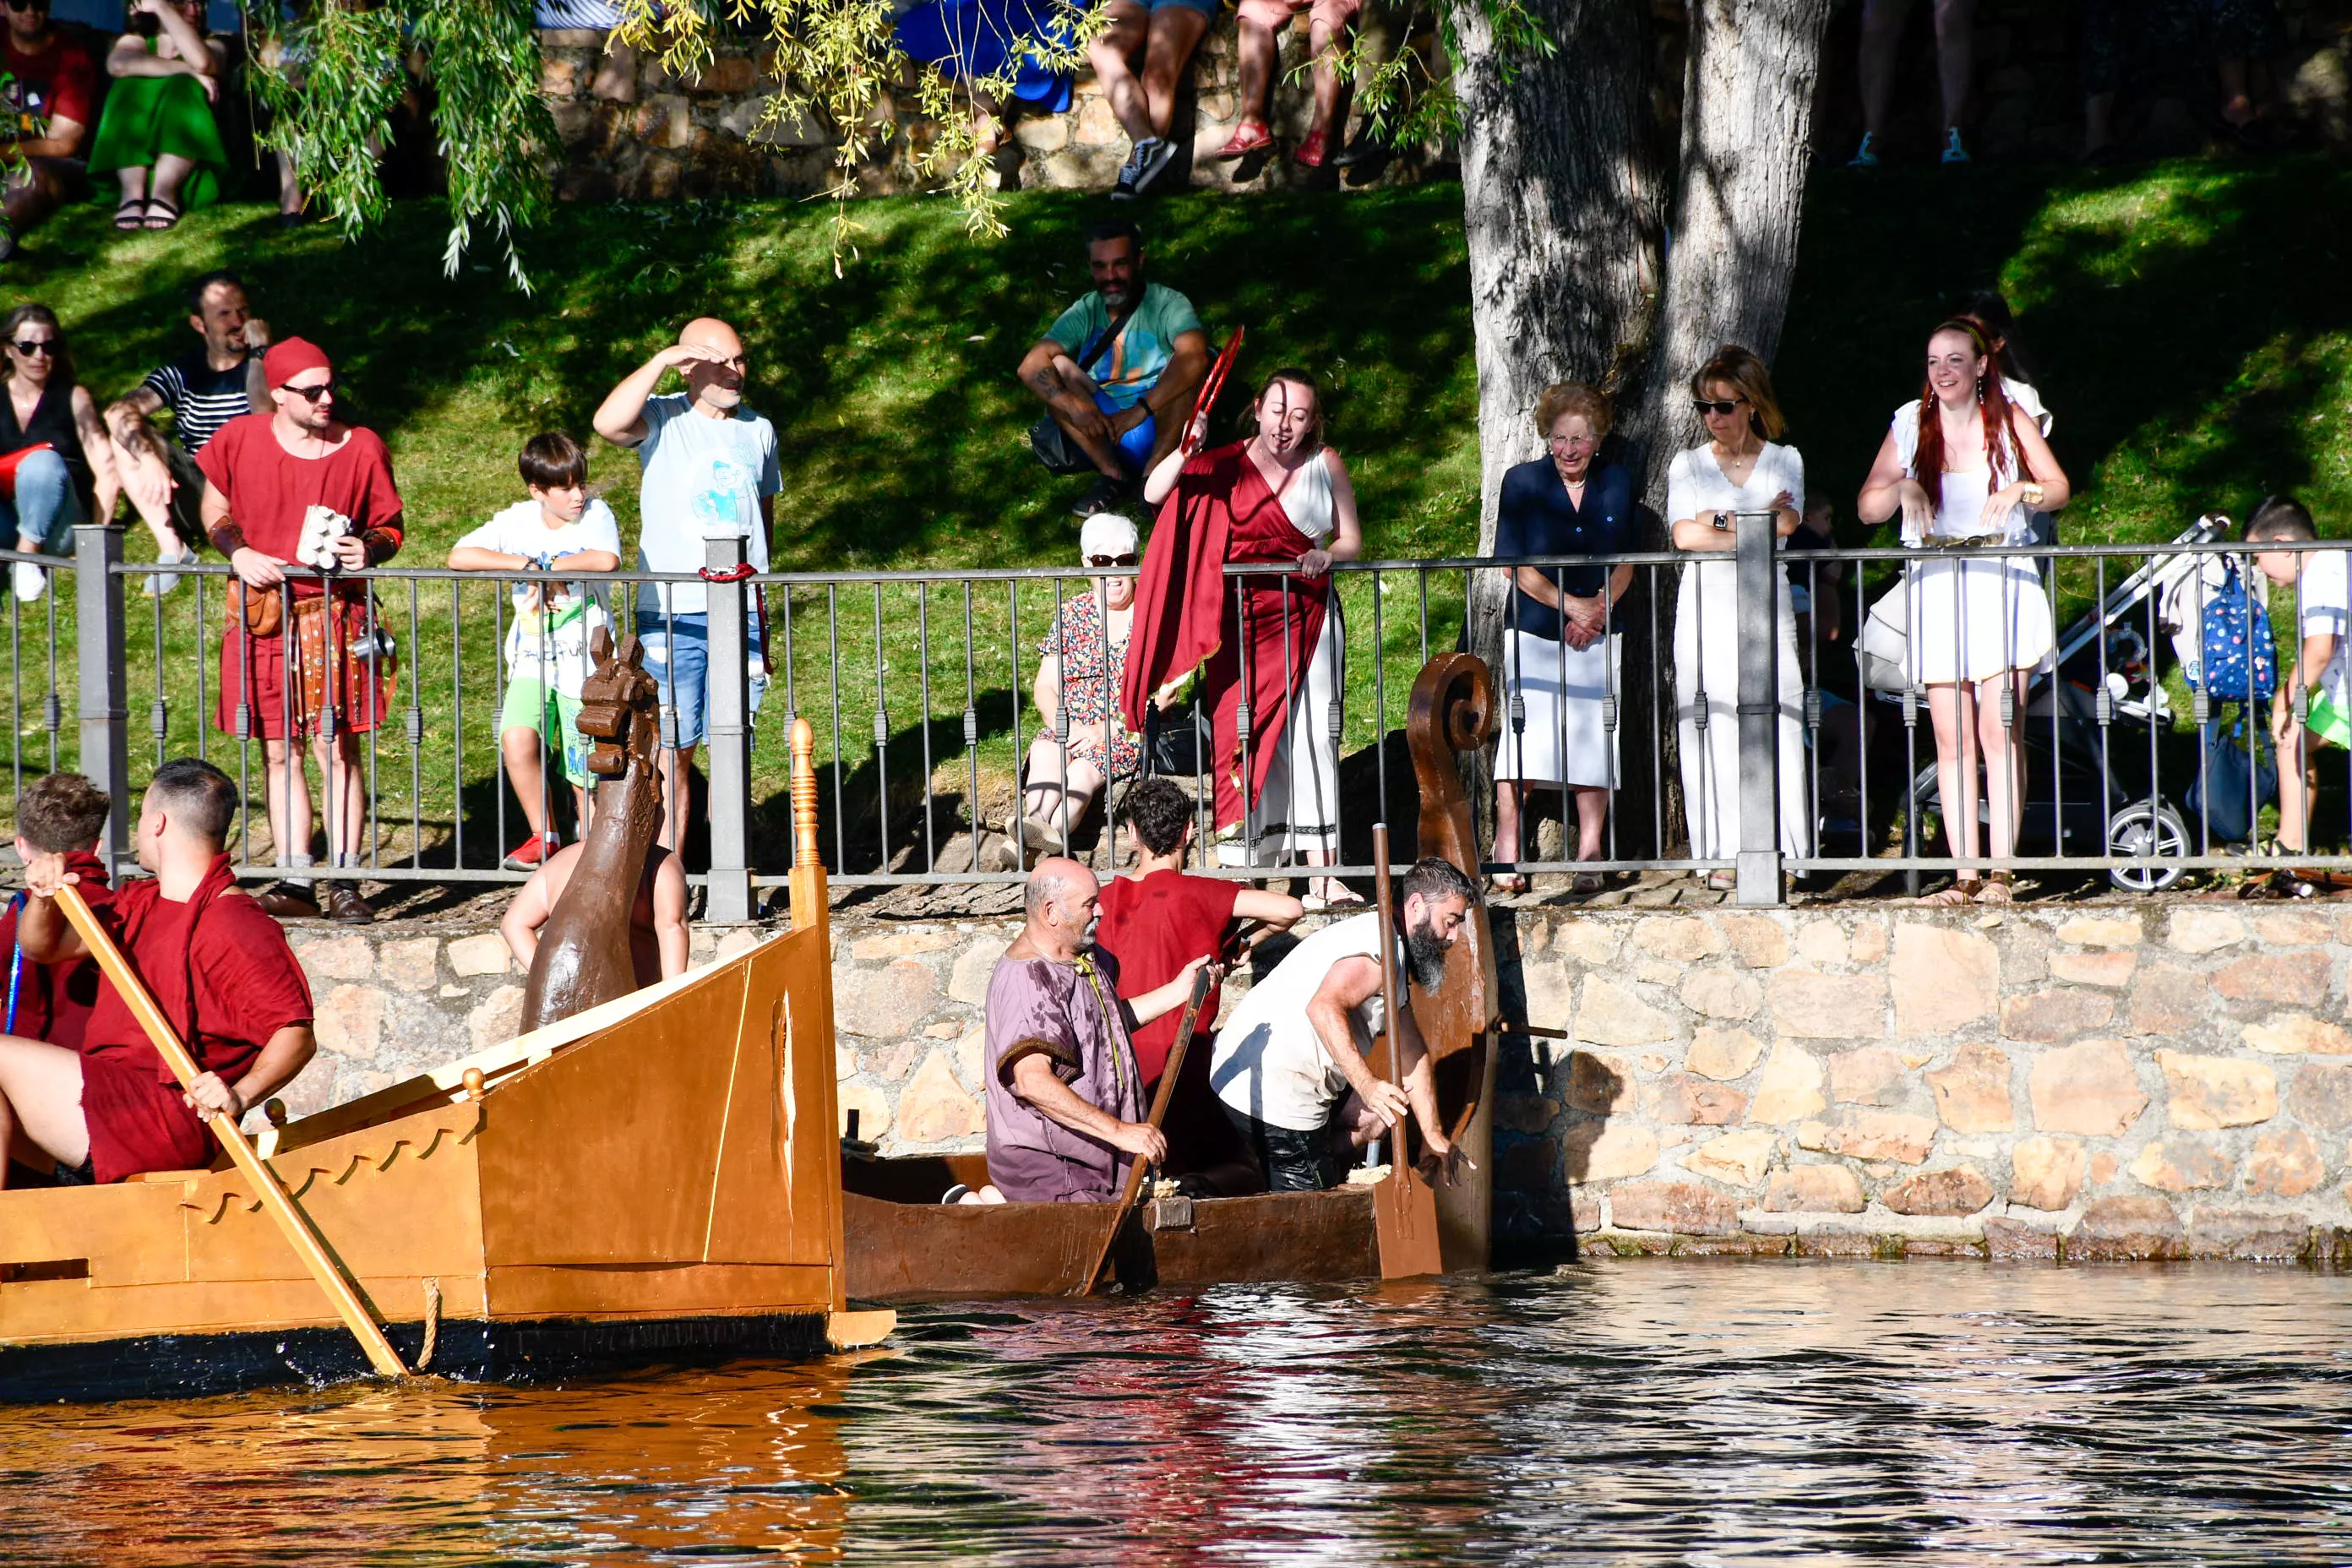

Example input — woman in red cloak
[1119,369,1364,906]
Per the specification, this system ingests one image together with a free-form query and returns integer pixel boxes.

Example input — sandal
[113,197,147,231]
[141,197,182,231]
[1294,128,1331,168]
[1312,878,1365,907]
[1571,871,1604,896]
[1974,873,2015,906]
[1487,873,1529,896]
[1214,118,1273,161]
[1919,879,1980,906]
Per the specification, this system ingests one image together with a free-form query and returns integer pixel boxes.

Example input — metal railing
[8,517,2347,909]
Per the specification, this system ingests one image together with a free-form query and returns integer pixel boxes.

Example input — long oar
[52,881,410,1379]
[1369,822,1414,1240]
[1076,961,1216,1296]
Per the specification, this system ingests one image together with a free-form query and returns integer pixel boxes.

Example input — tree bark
[1631,0,1835,504]
[1451,0,1669,855]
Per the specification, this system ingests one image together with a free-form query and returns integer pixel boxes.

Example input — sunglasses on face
[1087,553,1138,568]
[1694,398,1744,416]
[4,1,50,14]
[10,339,56,356]
[282,380,338,402]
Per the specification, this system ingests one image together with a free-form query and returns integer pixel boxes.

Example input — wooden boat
[841,655,1502,1302]
[0,717,890,1402]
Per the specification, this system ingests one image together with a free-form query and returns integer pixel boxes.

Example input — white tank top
[1890,404,2025,546]
[1279,449,1336,543]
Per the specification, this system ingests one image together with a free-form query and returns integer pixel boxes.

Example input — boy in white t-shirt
[2248,496,2348,855]
[448,433,623,870]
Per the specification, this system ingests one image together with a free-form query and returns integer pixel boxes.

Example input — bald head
[677,316,748,412]
[1023,857,1101,954]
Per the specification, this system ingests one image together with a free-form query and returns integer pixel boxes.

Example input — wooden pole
[1075,962,1214,1296]
[51,882,410,1379]
[1369,821,1413,1239]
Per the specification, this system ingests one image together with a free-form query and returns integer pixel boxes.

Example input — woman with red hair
[1858,318,2071,905]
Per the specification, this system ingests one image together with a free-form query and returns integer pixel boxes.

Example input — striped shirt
[139,351,253,455]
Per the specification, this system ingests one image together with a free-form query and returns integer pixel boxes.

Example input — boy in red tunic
[0,758,316,1187]
[1,771,115,1051]
[199,336,404,925]
[1094,776,1301,1195]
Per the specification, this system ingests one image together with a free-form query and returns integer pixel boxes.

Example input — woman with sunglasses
[0,303,117,602]
[1857,317,2070,905]
[996,510,1147,867]
[1666,345,1810,890]
[90,0,229,231]
[1125,368,1364,907]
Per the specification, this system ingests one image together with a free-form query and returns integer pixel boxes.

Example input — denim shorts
[1147,0,1221,19]
[635,611,769,751]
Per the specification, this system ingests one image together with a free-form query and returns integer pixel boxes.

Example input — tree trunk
[1451,0,1669,856]
[1631,0,1835,505]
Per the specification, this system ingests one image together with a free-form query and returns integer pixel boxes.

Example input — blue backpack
[2196,560,2278,705]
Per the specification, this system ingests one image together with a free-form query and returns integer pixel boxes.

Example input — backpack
[2194,558,2278,705]
[2185,718,2278,846]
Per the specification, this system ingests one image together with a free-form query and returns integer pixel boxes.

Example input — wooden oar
[1369,822,1413,1239]
[1075,961,1216,1296]
[51,881,410,1379]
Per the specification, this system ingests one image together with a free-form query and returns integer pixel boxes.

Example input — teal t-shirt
[1045,282,1203,412]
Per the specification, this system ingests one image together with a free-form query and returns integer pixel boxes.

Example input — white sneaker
[144,545,196,597]
[12,561,46,602]
[1941,128,1970,165]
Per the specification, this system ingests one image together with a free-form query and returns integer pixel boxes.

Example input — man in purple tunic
[983,858,1207,1203]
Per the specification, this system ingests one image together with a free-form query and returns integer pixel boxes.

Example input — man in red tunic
[0,758,316,1188]
[200,336,404,925]
[1,771,115,1053]
[1094,776,1299,1195]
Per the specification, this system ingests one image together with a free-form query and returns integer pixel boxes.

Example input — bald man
[979,858,1206,1204]
[591,318,779,852]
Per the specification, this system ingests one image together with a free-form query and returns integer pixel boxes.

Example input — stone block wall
[1500,904,2352,1264]
[275,900,2352,1266]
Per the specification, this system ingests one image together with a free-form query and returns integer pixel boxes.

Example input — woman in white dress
[1858,317,2072,905]
[1666,346,1811,890]
[1142,369,1363,906]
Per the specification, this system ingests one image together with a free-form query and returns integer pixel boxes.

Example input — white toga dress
[1891,405,2055,686]
[1230,449,1345,867]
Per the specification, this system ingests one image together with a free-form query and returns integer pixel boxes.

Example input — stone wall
[275,901,2352,1266]
[533,1,2352,203]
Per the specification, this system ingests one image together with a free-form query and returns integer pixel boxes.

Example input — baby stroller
[1865,518,2224,893]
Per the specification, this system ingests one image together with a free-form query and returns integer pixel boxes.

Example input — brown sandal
[1974,872,2016,906]
[1920,879,1980,906]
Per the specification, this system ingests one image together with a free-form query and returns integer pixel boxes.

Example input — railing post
[74,521,130,873]
[1733,508,1783,907]
[703,537,754,924]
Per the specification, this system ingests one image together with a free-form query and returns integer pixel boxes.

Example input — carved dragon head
[573,628,662,781]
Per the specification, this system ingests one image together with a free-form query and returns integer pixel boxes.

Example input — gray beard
[1406,920,1449,993]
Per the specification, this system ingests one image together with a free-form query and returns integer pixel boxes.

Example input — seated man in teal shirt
[1017,218,1211,517]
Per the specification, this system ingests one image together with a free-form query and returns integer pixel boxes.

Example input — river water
[3,1260,2348,1565]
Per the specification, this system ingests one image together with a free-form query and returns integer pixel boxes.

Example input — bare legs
[502,726,591,843]
[1926,669,2026,896]
[1857,0,1974,146]
[262,732,368,874]
[1090,1,1211,146]
[0,1035,92,1190]
[1494,781,1609,886]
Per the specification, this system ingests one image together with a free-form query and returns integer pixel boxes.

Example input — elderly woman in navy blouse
[1490,383,1635,895]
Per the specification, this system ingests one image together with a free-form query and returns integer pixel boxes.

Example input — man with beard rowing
[1208,856,1478,1191]
[977,858,1210,1204]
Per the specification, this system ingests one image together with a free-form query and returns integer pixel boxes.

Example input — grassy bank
[4,157,2349,867]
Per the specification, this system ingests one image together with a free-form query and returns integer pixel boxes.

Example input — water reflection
[4,1262,2349,1565]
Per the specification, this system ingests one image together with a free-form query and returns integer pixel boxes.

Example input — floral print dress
[1039,591,1141,778]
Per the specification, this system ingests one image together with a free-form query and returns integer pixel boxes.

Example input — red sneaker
[503,834,557,871]
[1215,118,1273,160]
[1294,128,1331,168]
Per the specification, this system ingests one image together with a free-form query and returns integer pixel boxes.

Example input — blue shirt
[1494,458,1636,640]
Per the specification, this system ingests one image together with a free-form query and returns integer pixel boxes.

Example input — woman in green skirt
[88,0,226,231]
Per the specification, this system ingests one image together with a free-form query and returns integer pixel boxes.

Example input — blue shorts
[1094,390,1159,473]
[1146,0,1219,16]
[635,611,769,751]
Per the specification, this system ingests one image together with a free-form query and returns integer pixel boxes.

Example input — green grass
[5,156,2349,870]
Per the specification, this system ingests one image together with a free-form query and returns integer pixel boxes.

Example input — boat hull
[1,899,885,1403]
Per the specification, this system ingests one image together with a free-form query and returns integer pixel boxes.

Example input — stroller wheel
[2109,800,2189,893]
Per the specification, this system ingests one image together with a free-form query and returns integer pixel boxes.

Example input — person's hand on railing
[1298,547,1333,578]
[1888,479,1935,541]
[231,547,287,588]
[1977,481,2045,536]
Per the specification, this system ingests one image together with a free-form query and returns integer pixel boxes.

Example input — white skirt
[1496,626,1620,789]
[1230,591,1344,864]
[1903,555,2055,686]
[1672,559,1811,860]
